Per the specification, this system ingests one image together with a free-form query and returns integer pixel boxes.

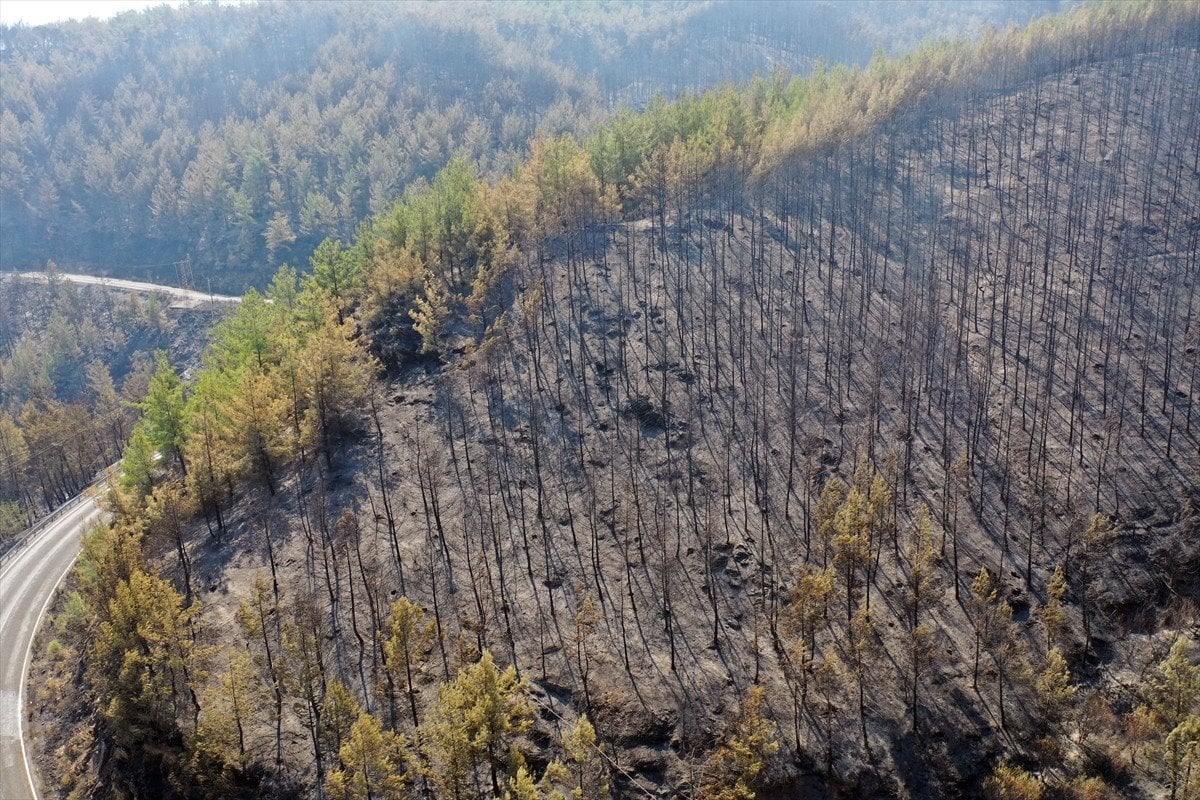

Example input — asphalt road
[8,271,242,305]
[0,271,212,799]
[0,497,103,800]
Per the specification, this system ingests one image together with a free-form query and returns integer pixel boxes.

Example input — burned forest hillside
[353,45,1200,796]
[31,6,1200,800]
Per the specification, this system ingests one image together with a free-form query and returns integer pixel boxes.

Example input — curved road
[7,271,242,305]
[0,497,104,799]
[0,274,231,797]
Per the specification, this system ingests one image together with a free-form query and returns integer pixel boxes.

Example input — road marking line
[14,506,97,800]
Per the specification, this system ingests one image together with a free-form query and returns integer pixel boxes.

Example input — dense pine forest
[0,0,1064,290]
[6,2,1200,800]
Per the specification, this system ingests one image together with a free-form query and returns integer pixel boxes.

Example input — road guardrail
[0,467,115,568]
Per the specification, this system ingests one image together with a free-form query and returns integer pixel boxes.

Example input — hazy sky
[0,1,188,26]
